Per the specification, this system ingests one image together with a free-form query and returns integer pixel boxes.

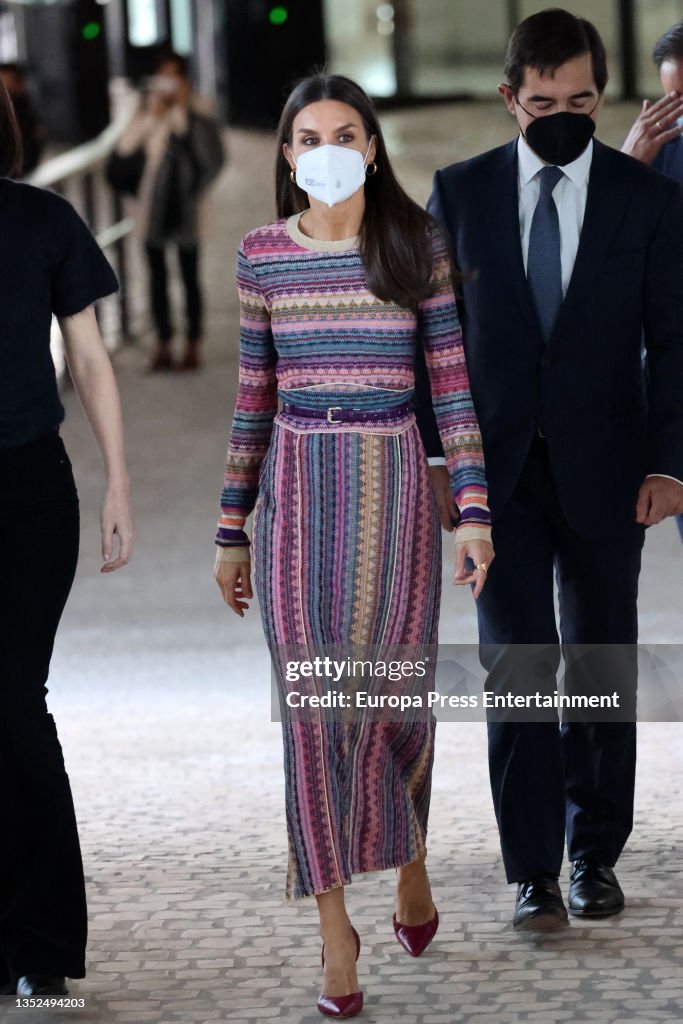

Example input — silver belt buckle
[327,407,343,423]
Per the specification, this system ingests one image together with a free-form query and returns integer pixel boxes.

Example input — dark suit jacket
[416,138,683,538]
[653,134,683,183]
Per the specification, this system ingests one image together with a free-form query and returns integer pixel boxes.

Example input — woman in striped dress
[214,74,494,1018]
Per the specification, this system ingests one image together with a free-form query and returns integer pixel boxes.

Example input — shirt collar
[517,133,593,189]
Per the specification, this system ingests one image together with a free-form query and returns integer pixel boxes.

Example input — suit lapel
[474,138,635,345]
[477,140,542,338]
[550,140,635,344]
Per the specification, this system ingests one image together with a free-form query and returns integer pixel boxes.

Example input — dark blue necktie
[527,165,564,342]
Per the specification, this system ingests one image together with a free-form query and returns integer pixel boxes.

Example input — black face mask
[518,103,597,166]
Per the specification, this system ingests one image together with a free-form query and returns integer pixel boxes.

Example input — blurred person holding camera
[109,51,225,372]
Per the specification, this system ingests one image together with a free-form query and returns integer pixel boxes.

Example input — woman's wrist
[215,545,251,563]
[105,471,130,496]
[454,524,492,544]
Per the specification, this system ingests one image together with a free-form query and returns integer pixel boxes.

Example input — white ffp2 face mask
[294,141,371,208]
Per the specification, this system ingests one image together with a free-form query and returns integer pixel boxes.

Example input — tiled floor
[3,102,682,1024]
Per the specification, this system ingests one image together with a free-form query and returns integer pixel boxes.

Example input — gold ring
[476,562,488,573]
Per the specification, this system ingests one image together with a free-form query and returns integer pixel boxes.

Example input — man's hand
[636,476,683,526]
[428,465,459,531]
[621,92,683,164]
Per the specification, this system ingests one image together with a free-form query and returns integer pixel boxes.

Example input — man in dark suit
[416,9,683,931]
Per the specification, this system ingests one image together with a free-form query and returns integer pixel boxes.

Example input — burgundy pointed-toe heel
[317,925,363,1018]
[393,906,439,957]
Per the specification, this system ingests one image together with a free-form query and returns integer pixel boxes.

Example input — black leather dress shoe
[513,875,570,932]
[568,859,624,917]
[0,982,15,996]
[16,976,68,997]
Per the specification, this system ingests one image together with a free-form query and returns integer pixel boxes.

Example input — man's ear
[498,83,517,117]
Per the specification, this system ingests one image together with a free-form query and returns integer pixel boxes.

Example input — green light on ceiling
[269,6,288,26]
[82,22,102,41]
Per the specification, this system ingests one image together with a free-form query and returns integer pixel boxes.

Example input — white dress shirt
[517,133,591,295]
[427,136,589,468]
[428,134,683,491]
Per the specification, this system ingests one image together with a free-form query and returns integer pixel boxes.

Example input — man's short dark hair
[653,21,683,68]
[504,8,608,95]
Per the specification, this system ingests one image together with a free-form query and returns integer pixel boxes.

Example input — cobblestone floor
[3,103,682,1024]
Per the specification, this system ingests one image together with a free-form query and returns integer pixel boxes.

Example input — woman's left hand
[454,537,495,599]
[100,485,136,572]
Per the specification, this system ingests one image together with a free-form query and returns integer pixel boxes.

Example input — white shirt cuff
[646,473,683,486]
[427,457,447,467]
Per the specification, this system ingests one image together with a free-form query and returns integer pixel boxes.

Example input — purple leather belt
[281,400,413,424]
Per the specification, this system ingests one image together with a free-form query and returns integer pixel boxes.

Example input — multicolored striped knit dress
[216,213,490,900]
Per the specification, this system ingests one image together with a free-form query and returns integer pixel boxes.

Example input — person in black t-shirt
[0,78,136,999]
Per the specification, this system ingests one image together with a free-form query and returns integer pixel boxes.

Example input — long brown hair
[275,73,439,310]
[0,73,23,177]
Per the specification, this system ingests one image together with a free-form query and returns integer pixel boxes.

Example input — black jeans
[145,242,202,344]
[0,431,86,983]
[474,433,645,883]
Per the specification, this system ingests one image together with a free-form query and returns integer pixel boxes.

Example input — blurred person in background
[622,20,683,542]
[111,51,225,372]
[214,74,493,1019]
[0,62,45,176]
[0,78,135,997]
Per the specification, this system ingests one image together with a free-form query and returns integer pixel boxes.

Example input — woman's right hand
[428,465,458,531]
[214,556,253,617]
[454,537,495,600]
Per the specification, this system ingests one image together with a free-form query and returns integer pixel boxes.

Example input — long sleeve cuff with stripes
[419,231,491,540]
[216,244,277,551]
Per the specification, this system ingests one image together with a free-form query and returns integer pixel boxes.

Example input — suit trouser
[473,433,645,883]
[0,431,86,982]
[145,242,202,344]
